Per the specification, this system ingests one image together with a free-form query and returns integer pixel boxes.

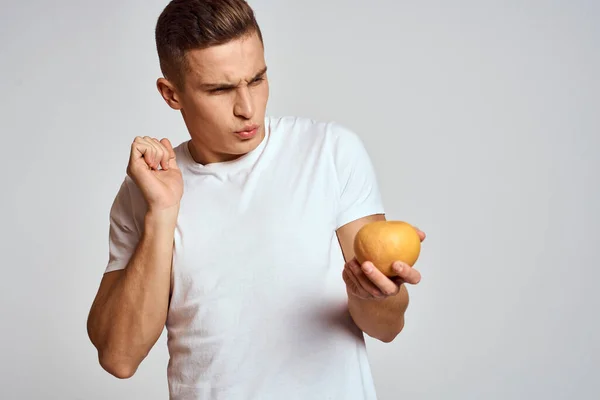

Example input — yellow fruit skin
[353,221,421,277]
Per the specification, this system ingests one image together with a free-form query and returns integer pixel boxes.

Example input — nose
[234,86,254,119]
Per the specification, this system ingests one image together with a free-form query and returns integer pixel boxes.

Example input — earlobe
[156,77,182,110]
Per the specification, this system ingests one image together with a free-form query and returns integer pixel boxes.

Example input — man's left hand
[342,227,425,301]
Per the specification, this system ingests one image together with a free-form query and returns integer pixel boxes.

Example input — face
[157,31,269,164]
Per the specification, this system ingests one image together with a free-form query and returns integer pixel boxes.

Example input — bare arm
[87,136,183,379]
[337,215,425,342]
[336,214,409,342]
[87,208,177,378]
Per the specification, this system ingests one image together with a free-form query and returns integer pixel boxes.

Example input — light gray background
[1,0,598,399]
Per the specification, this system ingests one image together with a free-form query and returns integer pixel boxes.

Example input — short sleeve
[331,122,386,229]
[105,177,143,273]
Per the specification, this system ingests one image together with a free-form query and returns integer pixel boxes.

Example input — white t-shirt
[105,115,386,400]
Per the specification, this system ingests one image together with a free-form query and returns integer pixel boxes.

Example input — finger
[342,268,364,298]
[360,261,400,296]
[144,136,163,170]
[130,136,155,169]
[342,268,370,299]
[160,138,176,158]
[160,138,179,170]
[391,261,422,285]
[152,138,170,170]
[413,226,426,242]
[347,259,385,299]
[144,136,161,169]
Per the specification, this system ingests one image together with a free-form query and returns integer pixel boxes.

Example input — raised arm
[87,137,183,378]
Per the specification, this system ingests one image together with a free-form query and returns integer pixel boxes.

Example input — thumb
[160,138,176,158]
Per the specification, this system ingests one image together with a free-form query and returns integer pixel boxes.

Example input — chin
[222,124,265,158]
[235,136,261,153]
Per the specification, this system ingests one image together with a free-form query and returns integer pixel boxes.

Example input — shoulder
[173,140,191,167]
[109,175,147,228]
[173,140,189,158]
[268,115,329,137]
[268,115,363,150]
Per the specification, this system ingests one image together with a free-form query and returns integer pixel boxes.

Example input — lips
[235,124,259,134]
[234,124,259,140]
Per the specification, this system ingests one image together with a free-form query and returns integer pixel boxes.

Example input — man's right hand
[126,136,183,212]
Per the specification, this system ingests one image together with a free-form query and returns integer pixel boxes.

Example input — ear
[156,77,183,110]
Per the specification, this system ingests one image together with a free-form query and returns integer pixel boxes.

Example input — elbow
[378,318,406,344]
[87,321,141,379]
[98,352,139,379]
[378,333,399,343]
[376,331,398,343]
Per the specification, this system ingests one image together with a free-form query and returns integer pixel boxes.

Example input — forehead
[184,32,265,84]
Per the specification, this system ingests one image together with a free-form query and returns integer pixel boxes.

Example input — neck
[187,127,265,165]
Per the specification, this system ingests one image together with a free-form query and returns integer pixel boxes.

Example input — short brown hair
[155,0,263,89]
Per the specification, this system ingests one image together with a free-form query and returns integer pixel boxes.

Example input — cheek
[254,82,270,106]
[189,96,230,122]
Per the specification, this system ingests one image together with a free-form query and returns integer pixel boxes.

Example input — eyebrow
[199,67,268,91]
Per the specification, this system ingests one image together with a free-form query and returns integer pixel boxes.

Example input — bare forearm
[88,210,176,373]
[347,284,409,343]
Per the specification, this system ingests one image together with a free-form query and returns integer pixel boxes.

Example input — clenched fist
[126,136,183,212]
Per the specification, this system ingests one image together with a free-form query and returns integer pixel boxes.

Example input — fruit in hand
[353,220,421,277]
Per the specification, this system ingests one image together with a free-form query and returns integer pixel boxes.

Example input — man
[87,0,425,399]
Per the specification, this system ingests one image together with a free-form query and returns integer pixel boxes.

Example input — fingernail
[394,263,404,273]
[362,263,373,273]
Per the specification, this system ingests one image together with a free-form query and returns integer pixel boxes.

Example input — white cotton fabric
[106,116,385,399]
